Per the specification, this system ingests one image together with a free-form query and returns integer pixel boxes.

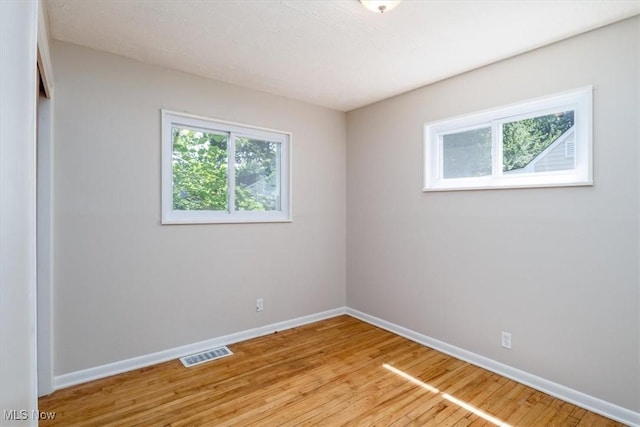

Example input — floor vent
[180,346,233,367]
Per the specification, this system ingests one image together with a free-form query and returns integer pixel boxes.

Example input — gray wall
[52,42,346,375]
[346,17,639,411]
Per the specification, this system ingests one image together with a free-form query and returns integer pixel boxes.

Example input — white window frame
[162,110,292,224]
[423,86,593,192]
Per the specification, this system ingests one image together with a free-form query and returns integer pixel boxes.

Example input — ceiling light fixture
[360,0,401,14]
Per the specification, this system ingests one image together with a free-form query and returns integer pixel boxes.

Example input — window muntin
[424,87,592,191]
[162,111,291,224]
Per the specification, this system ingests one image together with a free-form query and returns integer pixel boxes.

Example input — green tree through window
[235,138,280,211]
[172,128,228,211]
[502,111,574,172]
[171,128,280,212]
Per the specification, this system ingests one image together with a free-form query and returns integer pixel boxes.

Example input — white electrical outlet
[501,331,512,349]
[256,298,264,312]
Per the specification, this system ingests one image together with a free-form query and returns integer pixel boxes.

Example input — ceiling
[46,0,640,111]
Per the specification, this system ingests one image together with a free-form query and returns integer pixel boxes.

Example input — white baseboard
[54,307,347,390]
[346,308,640,427]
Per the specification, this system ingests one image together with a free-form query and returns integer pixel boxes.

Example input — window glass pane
[171,126,228,211]
[235,138,281,211]
[503,111,574,174]
[442,127,491,178]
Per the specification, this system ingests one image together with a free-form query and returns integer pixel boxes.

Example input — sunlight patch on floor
[382,363,512,427]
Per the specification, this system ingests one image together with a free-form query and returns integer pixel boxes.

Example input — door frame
[36,0,55,396]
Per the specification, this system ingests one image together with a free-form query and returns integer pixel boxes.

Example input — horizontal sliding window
[424,87,592,191]
[162,110,291,224]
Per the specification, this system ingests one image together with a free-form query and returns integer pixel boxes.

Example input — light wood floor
[39,315,624,426]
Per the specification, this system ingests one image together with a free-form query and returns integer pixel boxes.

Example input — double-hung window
[424,87,592,191]
[162,110,291,224]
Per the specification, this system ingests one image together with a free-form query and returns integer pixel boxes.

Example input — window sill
[423,179,593,192]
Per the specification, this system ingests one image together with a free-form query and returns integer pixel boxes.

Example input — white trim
[346,308,640,427]
[37,94,54,397]
[228,130,236,213]
[161,110,292,224]
[36,0,55,396]
[424,86,593,192]
[162,109,291,137]
[37,0,54,98]
[54,307,346,390]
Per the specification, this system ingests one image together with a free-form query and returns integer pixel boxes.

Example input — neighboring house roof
[246,172,278,195]
[506,126,576,174]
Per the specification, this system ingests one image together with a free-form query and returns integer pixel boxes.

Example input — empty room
[1,0,639,425]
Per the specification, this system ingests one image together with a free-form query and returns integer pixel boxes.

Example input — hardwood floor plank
[532,399,571,426]
[39,316,626,426]
[486,382,537,425]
